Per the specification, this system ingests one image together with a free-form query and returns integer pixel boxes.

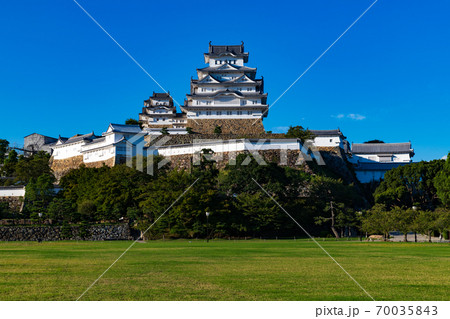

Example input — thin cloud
[347,113,366,120]
[332,113,366,120]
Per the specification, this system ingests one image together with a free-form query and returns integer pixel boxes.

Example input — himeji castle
[138,42,269,134]
[23,42,416,184]
[181,42,269,134]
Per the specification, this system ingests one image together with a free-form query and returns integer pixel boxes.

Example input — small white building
[309,129,349,152]
[348,142,415,183]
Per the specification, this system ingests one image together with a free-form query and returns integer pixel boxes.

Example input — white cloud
[442,155,448,160]
[347,113,366,120]
[332,113,366,120]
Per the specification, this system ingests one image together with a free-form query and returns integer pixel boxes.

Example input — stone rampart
[0,224,132,241]
[186,118,265,134]
[0,197,24,212]
[50,155,115,180]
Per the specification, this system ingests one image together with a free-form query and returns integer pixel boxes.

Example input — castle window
[252,100,257,104]
[201,88,206,92]
[196,100,200,105]
[237,111,243,115]
[217,111,222,115]
[206,111,212,115]
[247,111,252,115]
[227,111,232,115]
[247,88,251,91]
[205,101,211,105]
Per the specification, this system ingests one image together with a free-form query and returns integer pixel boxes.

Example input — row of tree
[362,204,449,241]
[12,151,364,239]
[1,134,449,240]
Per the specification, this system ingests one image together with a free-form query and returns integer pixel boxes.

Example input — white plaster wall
[186,110,262,119]
[157,139,302,157]
[350,153,411,163]
[0,187,25,197]
[209,57,244,66]
[52,142,84,160]
[312,136,343,148]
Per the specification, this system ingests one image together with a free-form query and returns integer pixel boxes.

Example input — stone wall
[145,132,287,147]
[0,224,133,241]
[50,155,115,180]
[186,118,266,134]
[165,149,314,171]
[0,196,24,212]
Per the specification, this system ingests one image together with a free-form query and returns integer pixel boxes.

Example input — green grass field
[0,239,448,301]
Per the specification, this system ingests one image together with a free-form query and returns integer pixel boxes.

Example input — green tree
[310,175,363,238]
[1,149,18,177]
[0,201,11,219]
[161,127,169,135]
[24,174,56,218]
[186,127,194,134]
[361,204,393,241]
[434,153,450,207]
[77,200,96,222]
[235,192,280,236]
[14,151,53,184]
[413,210,435,242]
[375,160,444,210]
[214,125,222,135]
[60,164,151,222]
[125,118,140,125]
[433,207,450,240]
[285,126,315,142]
[0,139,9,164]
[391,207,416,242]
[47,198,74,223]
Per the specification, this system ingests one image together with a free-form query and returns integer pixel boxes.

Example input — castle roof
[55,132,97,146]
[352,142,414,155]
[197,64,256,73]
[310,129,344,137]
[147,92,171,99]
[107,123,142,134]
[204,42,249,62]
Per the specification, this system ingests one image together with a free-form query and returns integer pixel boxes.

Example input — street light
[412,206,418,242]
[38,212,43,243]
[206,211,210,243]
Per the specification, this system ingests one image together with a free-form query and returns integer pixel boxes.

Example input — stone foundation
[165,149,312,171]
[0,224,133,241]
[50,156,116,180]
[0,197,24,212]
[186,119,265,134]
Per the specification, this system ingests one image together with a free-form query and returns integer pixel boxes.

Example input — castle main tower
[181,42,268,134]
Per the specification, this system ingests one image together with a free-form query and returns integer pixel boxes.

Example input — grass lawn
[0,239,448,301]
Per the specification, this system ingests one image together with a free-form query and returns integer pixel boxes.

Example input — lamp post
[206,211,210,243]
[38,212,43,243]
[412,206,418,242]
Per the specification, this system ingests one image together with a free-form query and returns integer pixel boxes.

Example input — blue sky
[0,0,449,161]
